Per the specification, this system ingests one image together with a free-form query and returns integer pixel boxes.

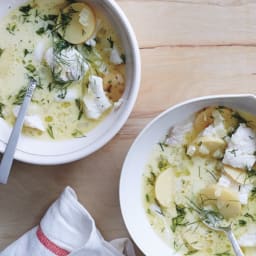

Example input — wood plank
[117,0,256,47]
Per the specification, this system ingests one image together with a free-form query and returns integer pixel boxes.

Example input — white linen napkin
[0,186,136,256]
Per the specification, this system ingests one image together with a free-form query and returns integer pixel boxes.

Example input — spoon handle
[0,79,37,184]
[226,229,244,256]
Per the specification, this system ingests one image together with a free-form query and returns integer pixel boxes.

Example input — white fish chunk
[45,47,89,83]
[34,40,46,63]
[54,88,79,102]
[83,75,112,119]
[223,124,256,170]
[110,47,123,65]
[13,106,45,132]
[166,121,193,146]
[218,174,253,205]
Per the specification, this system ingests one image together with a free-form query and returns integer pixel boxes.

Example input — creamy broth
[0,0,125,140]
[143,106,256,256]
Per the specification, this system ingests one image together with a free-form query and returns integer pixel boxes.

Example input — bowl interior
[119,94,256,256]
[0,0,140,165]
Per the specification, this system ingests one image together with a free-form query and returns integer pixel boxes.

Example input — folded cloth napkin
[0,187,136,256]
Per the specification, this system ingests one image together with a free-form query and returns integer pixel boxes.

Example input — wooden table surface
[1,1,256,255]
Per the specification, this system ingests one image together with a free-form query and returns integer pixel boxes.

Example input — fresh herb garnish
[24,49,31,57]
[55,7,78,35]
[0,48,4,57]
[171,204,187,232]
[0,102,5,119]
[244,212,255,221]
[107,37,114,48]
[121,53,126,64]
[158,142,168,152]
[19,4,33,22]
[25,64,36,73]
[215,251,231,256]
[19,4,32,15]
[41,14,58,22]
[185,250,199,255]
[75,99,84,120]
[232,112,248,125]
[71,129,85,138]
[13,87,27,105]
[147,170,156,186]
[36,27,46,35]
[47,125,55,139]
[238,219,247,226]
[158,155,170,171]
[6,23,17,35]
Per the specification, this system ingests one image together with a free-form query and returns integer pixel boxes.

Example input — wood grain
[1,1,256,256]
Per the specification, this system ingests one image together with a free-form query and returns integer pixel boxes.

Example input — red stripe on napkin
[36,226,70,256]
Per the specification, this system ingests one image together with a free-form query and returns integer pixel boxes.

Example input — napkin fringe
[37,226,70,256]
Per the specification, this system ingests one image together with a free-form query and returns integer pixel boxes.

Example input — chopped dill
[145,194,150,202]
[0,48,4,57]
[19,4,32,15]
[6,23,17,35]
[55,7,78,35]
[215,251,231,256]
[13,87,27,105]
[121,53,126,64]
[47,125,55,139]
[25,64,36,73]
[107,37,114,48]
[238,219,247,226]
[171,204,187,232]
[19,4,33,23]
[185,250,199,255]
[75,98,84,120]
[72,129,85,138]
[24,49,31,57]
[36,27,46,35]
[158,142,168,151]
[0,102,5,119]
[158,155,170,171]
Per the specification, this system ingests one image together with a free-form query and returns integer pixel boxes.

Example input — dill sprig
[0,48,4,58]
[72,129,85,138]
[75,98,84,120]
[47,125,55,139]
[13,87,27,105]
[0,102,5,119]
[54,7,78,36]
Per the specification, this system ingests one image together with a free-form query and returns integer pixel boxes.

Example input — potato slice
[57,3,96,44]
[199,184,241,219]
[223,165,248,184]
[188,136,226,158]
[194,107,214,133]
[155,168,175,207]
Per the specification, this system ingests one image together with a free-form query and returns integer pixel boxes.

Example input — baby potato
[194,107,214,133]
[155,168,175,207]
[223,165,248,184]
[103,72,125,102]
[199,184,241,219]
[57,3,96,44]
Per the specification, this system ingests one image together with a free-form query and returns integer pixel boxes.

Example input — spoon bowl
[200,210,244,256]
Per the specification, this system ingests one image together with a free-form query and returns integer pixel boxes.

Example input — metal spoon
[201,211,244,256]
[0,78,37,184]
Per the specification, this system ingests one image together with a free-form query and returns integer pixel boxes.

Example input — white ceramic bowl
[119,94,256,256]
[0,0,141,165]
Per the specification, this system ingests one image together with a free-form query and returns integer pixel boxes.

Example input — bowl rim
[0,0,141,165]
[119,93,256,255]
